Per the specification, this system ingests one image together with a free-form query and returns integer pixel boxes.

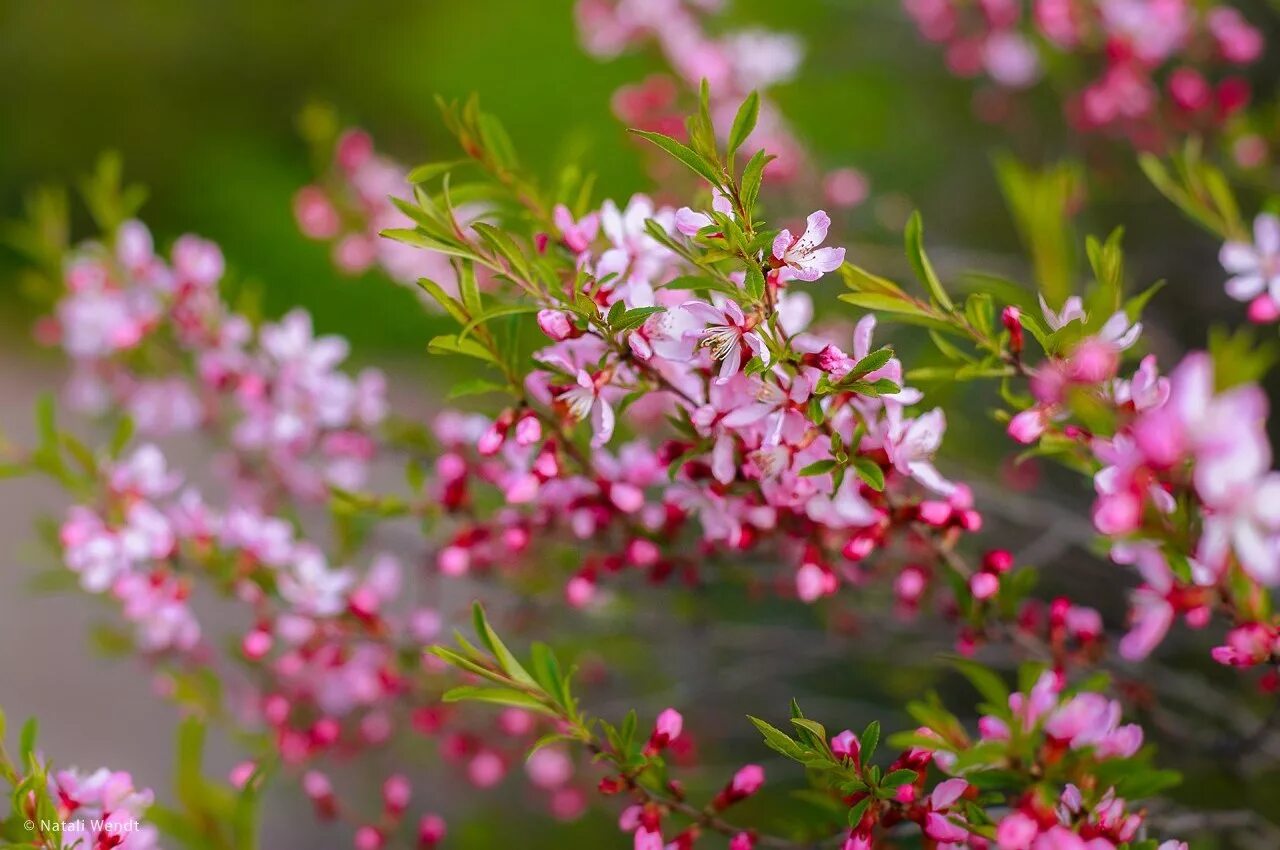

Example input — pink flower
[1007,408,1049,444]
[1207,7,1263,64]
[554,204,600,254]
[683,299,770,382]
[675,189,733,236]
[772,211,845,282]
[556,369,617,447]
[634,826,664,850]
[995,811,1039,850]
[1038,294,1085,330]
[1220,213,1280,305]
[885,408,955,495]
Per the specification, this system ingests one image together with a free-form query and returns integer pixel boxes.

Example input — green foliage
[994,156,1082,307]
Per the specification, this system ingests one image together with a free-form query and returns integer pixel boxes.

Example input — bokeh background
[2,1,1278,847]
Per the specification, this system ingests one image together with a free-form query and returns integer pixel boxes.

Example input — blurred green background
[0,0,1083,352]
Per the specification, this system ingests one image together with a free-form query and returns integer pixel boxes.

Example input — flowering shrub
[2,8,1279,848]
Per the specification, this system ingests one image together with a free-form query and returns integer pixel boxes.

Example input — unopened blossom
[771,210,845,281]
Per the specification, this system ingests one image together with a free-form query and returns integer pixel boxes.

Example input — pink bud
[514,414,542,446]
[1006,409,1047,444]
[1001,306,1023,354]
[983,549,1014,573]
[526,747,574,789]
[418,814,447,848]
[565,575,596,608]
[335,129,374,171]
[241,629,273,660]
[635,827,664,850]
[970,571,1000,600]
[1248,295,1280,324]
[333,234,377,275]
[654,708,683,743]
[995,812,1039,850]
[229,761,257,789]
[382,774,412,815]
[354,826,383,850]
[730,764,765,796]
[468,751,506,788]
[293,187,341,239]
[537,309,575,341]
[830,730,860,764]
[477,423,506,456]
[438,545,470,576]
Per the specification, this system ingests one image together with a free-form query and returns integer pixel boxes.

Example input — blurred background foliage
[0,0,1200,349]
[2,1,1279,847]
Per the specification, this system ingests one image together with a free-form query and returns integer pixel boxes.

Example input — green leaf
[425,646,511,686]
[428,334,496,363]
[799,459,838,477]
[739,150,772,214]
[629,130,724,189]
[472,603,538,688]
[442,686,557,715]
[416,278,470,324]
[448,378,509,399]
[905,212,953,311]
[851,456,885,491]
[727,92,759,158]
[951,658,1010,710]
[458,305,540,340]
[846,796,872,827]
[173,715,205,810]
[744,264,765,301]
[849,347,893,379]
[614,306,666,331]
[749,716,808,761]
[860,720,880,763]
[406,159,470,184]
[881,769,918,789]
[19,718,38,767]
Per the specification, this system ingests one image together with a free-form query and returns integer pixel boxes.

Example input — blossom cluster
[39,217,388,505]
[902,0,1263,148]
[7,65,1278,848]
[1001,293,1279,669]
[0,716,162,850]
[433,608,1190,850]
[416,183,988,611]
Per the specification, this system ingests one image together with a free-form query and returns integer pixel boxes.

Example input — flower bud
[354,826,383,850]
[830,730,861,766]
[382,774,412,816]
[970,571,1000,600]
[514,413,542,446]
[418,814,447,848]
[537,309,576,341]
[645,708,683,755]
[1001,306,1023,355]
